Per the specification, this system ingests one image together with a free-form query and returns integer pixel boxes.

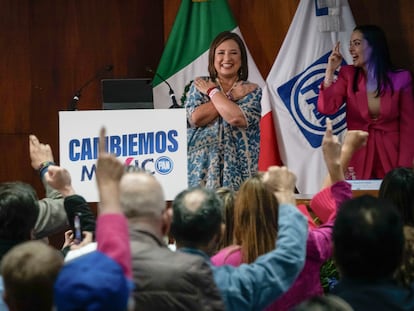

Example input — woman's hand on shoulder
[231,82,258,101]
[194,77,217,95]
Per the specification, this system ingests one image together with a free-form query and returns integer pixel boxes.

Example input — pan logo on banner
[68,129,179,181]
[276,52,347,148]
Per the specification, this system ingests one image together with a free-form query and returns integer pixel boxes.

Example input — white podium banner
[59,109,188,202]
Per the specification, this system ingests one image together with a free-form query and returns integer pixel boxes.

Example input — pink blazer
[318,65,414,179]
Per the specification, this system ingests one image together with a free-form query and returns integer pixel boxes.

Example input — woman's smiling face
[349,30,373,70]
[214,39,242,80]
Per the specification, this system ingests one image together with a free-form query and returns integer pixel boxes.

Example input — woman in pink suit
[318,25,414,180]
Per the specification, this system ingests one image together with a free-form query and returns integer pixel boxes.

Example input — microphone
[146,67,181,109]
[68,64,114,111]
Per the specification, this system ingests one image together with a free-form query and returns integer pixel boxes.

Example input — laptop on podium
[101,78,154,110]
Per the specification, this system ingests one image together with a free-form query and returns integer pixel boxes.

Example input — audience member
[211,118,353,310]
[215,187,236,251]
[171,165,308,311]
[378,167,414,287]
[0,135,75,311]
[53,127,134,311]
[1,240,63,311]
[186,31,262,191]
[119,168,225,311]
[212,173,278,266]
[44,165,96,258]
[29,135,68,239]
[0,181,41,310]
[309,128,368,294]
[318,25,414,180]
[331,195,414,310]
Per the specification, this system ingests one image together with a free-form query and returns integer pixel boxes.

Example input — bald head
[181,188,207,213]
[120,171,165,219]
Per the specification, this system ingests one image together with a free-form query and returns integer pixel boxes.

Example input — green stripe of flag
[154,0,237,87]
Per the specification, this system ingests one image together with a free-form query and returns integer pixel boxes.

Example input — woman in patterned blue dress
[186,31,262,191]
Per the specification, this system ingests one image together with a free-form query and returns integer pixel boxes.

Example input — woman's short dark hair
[0,182,39,241]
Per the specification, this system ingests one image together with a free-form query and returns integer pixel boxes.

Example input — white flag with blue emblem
[265,0,355,194]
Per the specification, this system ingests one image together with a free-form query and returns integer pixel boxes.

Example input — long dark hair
[208,31,248,82]
[352,25,395,97]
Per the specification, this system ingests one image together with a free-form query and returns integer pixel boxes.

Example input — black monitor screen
[101,78,153,109]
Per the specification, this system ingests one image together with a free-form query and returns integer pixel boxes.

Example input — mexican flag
[153,0,282,169]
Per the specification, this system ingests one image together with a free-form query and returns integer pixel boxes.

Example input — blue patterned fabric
[186,78,262,191]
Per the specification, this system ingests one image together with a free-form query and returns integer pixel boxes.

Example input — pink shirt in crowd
[96,213,132,279]
[211,181,352,310]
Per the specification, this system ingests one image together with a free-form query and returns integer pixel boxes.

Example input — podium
[295,179,381,206]
[59,109,188,202]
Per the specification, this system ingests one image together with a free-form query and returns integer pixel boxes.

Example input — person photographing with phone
[44,164,96,256]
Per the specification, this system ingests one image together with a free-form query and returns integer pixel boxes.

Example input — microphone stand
[68,65,113,111]
[167,87,181,109]
[146,67,182,109]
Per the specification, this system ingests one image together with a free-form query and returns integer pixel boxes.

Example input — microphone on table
[68,64,114,111]
[146,67,181,109]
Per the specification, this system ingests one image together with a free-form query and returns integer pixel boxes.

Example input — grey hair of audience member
[171,187,223,249]
[119,171,166,219]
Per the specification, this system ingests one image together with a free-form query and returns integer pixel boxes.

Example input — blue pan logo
[155,156,174,175]
[277,52,346,148]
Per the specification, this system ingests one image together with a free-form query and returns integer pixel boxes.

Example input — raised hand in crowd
[45,165,76,198]
[263,166,297,205]
[96,127,125,215]
[29,134,55,170]
[321,126,368,188]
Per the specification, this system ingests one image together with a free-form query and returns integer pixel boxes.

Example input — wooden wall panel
[348,0,414,72]
[0,1,164,196]
[0,1,31,134]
